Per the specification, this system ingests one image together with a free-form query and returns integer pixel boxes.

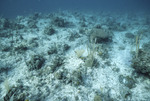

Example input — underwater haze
[1,0,150,101]
[0,0,150,18]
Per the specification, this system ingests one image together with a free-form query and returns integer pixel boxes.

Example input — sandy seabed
[0,11,150,101]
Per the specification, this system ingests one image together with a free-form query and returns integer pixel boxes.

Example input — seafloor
[0,11,150,101]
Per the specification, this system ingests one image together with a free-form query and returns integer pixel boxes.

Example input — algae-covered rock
[119,75,136,89]
[132,49,150,78]
[26,55,45,70]
[3,85,28,101]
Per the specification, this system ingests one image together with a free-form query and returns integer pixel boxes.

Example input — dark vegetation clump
[95,24,102,29]
[0,18,25,30]
[27,19,37,28]
[0,63,12,82]
[43,25,56,35]
[28,37,39,48]
[132,49,150,78]
[3,84,29,101]
[131,30,150,78]
[49,55,65,73]
[0,18,12,29]
[1,45,12,52]
[63,44,70,51]
[51,17,72,27]
[47,45,57,55]
[14,43,28,53]
[0,30,10,37]
[70,70,83,86]
[26,55,45,70]
[68,30,80,41]
[54,69,68,82]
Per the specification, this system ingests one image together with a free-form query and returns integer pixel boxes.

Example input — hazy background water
[0,0,150,18]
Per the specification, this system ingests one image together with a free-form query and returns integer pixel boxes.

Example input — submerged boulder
[90,28,112,43]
